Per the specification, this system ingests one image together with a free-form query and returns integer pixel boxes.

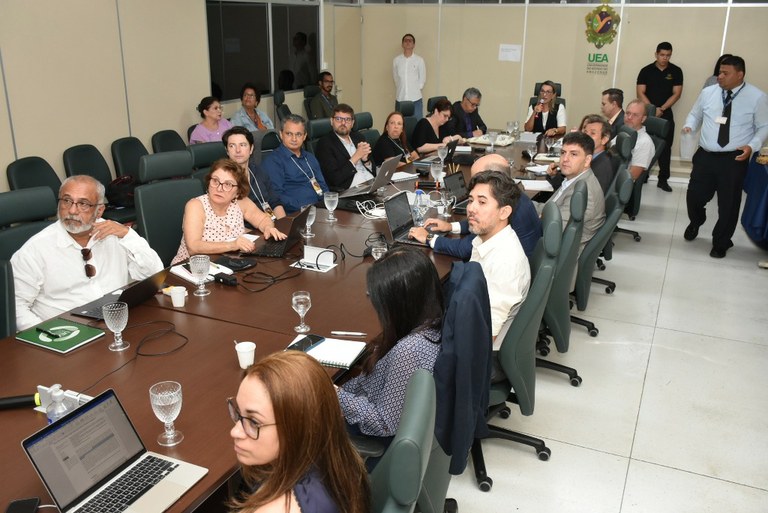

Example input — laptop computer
[339,155,401,198]
[413,139,458,171]
[243,206,311,258]
[71,269,168,320]
[383,191,428,247]
[444,171,470,215]
[22,389,207,513]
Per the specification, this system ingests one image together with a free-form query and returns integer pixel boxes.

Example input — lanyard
[389,137,408,158]
[291,155,317,183]
[247,166,267,205]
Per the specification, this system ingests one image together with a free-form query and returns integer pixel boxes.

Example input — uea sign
[588,53,609,63]
[584,4,619,76]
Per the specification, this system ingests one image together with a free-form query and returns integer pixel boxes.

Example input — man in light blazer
[314,103,374,192]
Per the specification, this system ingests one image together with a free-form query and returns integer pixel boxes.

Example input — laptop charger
[214,273,238,286]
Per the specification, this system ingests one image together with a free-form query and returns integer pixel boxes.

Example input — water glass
[371,241,388,261]
[430,162,444,187]
[189,255,211,297]
[324,192,339,222]
[292,291,311,333]
[487,130,499,153]
[437,145,449,169]
[440,191,456,219]
[149,381,184,446]
[103,302,129,352]
[301,205,316,238]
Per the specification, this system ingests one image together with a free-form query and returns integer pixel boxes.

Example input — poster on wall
[584,3,621,77]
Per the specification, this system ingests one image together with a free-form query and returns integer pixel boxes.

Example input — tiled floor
[447,177,768,512]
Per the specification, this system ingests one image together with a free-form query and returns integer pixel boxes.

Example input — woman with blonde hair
[524,80,567,138]
[229,351,370,513]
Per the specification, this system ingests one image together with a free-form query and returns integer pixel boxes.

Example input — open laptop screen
[384,191,415,238]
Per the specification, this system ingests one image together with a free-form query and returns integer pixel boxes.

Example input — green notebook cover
[16,318,105,354]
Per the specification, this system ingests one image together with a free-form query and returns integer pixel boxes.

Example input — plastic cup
[170,286,186,307]
[235,341,256,369]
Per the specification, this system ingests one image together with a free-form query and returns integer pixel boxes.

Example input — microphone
[534,99,545,119]
[0,394,40,410]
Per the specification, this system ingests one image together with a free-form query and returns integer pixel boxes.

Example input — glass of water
[487,130,499,153]
[437,145,449,170]
[324,192,339,222]
[371,241,388,261]
[103,302,129,352]
[430,162,444,188]
[292,291,311,334]
[301,205,316,238]
[189,255,211,297]
[149,381,184,447]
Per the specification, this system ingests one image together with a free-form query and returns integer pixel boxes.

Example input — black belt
[699,148,741,156]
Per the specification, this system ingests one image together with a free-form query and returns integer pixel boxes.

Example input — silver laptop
[339,155,401,198]
[444,172,470,215]
[383,191,428,247]
[22,389,208,513]
[71,270,168,320]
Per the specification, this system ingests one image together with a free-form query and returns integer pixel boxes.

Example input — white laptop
[339,155,401,198]
[22,389,208,513]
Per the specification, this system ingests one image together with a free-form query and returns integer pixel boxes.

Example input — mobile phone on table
[285,334,324,353]
[6,498,40,513]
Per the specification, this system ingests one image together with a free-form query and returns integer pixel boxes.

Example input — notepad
[16,319,105,354]
[391,171,418,183]
[287,335,367,369]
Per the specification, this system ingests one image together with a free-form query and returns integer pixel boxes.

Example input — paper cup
[235,341,256,369]
[170,286,186,307]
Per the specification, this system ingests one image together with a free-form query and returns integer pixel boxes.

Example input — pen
[36,327,60,339]
[331,331,367,338]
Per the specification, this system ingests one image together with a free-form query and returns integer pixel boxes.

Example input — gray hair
[463,87,482,101]
[282,114,307,131]
[61,175,106,204]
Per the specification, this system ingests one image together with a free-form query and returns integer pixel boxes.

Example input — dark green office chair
[306,118,332,154]
[151,129,187,153]
[528,81,566,109]
[354,112,374,132]
[138,151,194,184]
[6,156,62,200]
[0,187,58,261]
[303,85,321,118]
[134,178,203,266]
[571,168,633,336]
[189,142,227,184]
[1,260,15,338]
[395,101,414,117]
[471,201,562,492]
[536,180,587,386]
[395,103,418,149]
[601,131,635,264]
[63,144,136,224]
[111,136,149,180]
[273,90,291,127]
[370,370,436,513]
[426,96,448,114]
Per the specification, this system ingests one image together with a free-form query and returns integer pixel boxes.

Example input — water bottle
[46,387,70,424]
[412,190,427,227]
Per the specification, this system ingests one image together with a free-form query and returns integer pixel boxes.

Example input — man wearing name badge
[262,114,329,214]
[308,71,339,120]
[409,154,541,259]
[393,33,426,120]
[637,42,684,192]
[315,104,374,192]
[601,88,625,138]
[682,55,768,259]
[11,175,163,331]
[621,99,656,182]
[443,88,487,139]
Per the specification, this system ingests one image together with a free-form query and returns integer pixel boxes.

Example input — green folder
[16,318,105,354]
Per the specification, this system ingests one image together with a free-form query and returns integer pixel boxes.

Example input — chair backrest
[7,156,62,199]
[261,130,282,152]
[354,112,374,131]
[370,370,436,513]
[404,117,418,149]
[644,116,669,171]
[396,101,415,117]
[306,118,332,149]
[273,89,285,107]
[644,103,656,118]
[495,202,561,415]
[426,96,448,114]
[134,179,203,266]
[0,187,57,260]
[111,136,149,179]
[303,85,320,117]
[188,141,227,175]
[361,129,381,148]
[574,168,632,311]
[187,124,196,143]
[541,180,587,353]
[529,82,566,108]
[62,144,113,187]
[151,130,187,153]
[276,104,292,126]
[138,151,194,184]
[0,260,15,338]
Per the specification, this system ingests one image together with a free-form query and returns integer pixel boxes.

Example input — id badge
[262,202,276,221]
[715,116,728,125]
[310,177,323,196]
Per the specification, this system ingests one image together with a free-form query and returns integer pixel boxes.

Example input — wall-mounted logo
[585,3,620,49]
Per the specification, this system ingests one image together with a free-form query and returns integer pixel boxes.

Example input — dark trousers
[658,111,675,182]
[686,148,748,250]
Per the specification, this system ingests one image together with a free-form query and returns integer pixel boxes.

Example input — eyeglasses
[540,90,554,96]
[468,101,480,108]
[243,93,257,98]
[227,398,276,440]
[333,116,353,124]
[58,197,100,212]
[210,177,237,192]
[322,79,335,84]
[81,248,96,278]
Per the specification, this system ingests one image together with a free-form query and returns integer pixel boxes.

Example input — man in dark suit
[314,103,373,192]
[601,88,625,138]
[443,87,487,139]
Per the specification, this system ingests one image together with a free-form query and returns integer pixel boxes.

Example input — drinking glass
[292,291,311,334]
[528,142,538,161]
[487,130,499,153]
[371,241,388,261]
[437,145,449,171]
[149,381,184,447]
[430,162,444,188]
[512,121,520,138]
[324,192,339,222]
[103,302,129,352]
[189,255,211,297]
[506,121,515,134]
[301,205,317,238]
[544,136,555,156]
[440,191,456,219]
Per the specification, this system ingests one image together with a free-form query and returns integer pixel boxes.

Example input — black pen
[36,327,60,339]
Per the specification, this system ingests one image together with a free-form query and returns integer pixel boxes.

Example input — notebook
[22,389,207,513]
[382,191,428,247]
[444,171,470,215]
[241,206,311,258]
[339,155,401,198]
[16,318,105,354]
[70,270,168,320]
[286,334,367,369]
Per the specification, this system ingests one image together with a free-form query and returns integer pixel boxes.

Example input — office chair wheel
[537,447,551,461]
[629,215,637,221]
[444,498,459,513]
[605,285,615,294]
[478,477,493,492]
[570,375,583,387]
[588,328,599,337]
[538,345,550,357]
[634,234,642,242]
[498,407,511,419]
[596,260,606,271]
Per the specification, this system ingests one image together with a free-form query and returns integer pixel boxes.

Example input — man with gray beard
[11,175,163,330]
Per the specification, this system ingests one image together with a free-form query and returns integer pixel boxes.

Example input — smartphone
[285,334,324,353]
[6,498,40,513]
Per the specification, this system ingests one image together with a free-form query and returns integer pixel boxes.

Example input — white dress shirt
[338,134,374,187]
[393,53,426,102]
[11,220,163,330]
[526,104,567,128]
[470,225,530,339]
[630,126,655,171]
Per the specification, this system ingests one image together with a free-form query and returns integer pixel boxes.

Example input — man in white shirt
[465,171,530,342]
[393,33,426,119]
[314,103,374,191]
[622,99,656,181]
[11,175,163,330]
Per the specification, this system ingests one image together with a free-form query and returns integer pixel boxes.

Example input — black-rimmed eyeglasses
[59,197,100,212]
[227,398,276,440]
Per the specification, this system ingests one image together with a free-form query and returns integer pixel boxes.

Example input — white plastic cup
[680,129,698,160]
[170,286,186,307]
[235,341,256,369]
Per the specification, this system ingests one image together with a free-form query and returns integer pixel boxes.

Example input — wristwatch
[426,233,436,244]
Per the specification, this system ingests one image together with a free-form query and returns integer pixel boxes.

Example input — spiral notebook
[287,335,367,369]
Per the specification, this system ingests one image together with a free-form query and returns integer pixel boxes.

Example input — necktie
[718,90,732,147]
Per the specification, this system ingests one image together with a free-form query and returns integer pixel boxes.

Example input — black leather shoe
[710,247,727,258]
[684,224,699,241]
[657,181,672,192]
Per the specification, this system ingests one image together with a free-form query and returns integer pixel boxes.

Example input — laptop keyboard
[251,239,289,258]
[78,455,177,512]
